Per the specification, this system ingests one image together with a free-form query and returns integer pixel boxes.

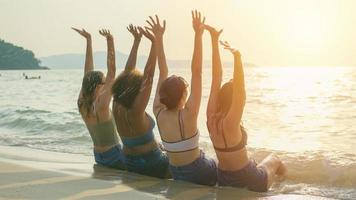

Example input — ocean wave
[0,106,90,155]
[272,183,356,200]
[248,148,356,188]
[1,107,355,189]
[1,67,355,199]
[0,107,85,134]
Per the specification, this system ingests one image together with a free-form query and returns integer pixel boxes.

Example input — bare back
[111,23,159,155]
[75,28,117,153]
[112,103,158,155]
[156,108,200,166]
[207,115,249,171]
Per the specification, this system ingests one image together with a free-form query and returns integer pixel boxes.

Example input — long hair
[218,81,233,115]
[112,69,143,109]
[79,71,104,115]
[217,81,247,133]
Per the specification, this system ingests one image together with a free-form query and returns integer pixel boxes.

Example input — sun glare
[285,10,324,51]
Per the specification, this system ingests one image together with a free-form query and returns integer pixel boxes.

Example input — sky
[1,0,356,66]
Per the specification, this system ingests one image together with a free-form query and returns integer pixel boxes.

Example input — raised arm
[132,27,157,113]
[72,28,93,75]
[205,25,223,119]
[145,15,168,115]
[185,10,205,116]
[97,29,116,108]
[125,24,142,72]
[221,41,246,128]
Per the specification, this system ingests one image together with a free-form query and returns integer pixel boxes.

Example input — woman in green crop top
[73,28,125,170]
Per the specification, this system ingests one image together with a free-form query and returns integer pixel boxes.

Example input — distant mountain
[40,51,149,69]
[40,52,257,69]
[0,39,47,70]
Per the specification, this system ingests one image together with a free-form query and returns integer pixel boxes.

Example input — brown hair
[217,81,247,133]
[159,75,188,109]
[112,69,143,109]
[218,81,233,115]
[79,71,104,115]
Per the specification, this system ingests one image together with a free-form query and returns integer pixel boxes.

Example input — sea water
[0,66,355,199]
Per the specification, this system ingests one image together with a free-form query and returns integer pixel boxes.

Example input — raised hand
[220,41,241,57]
[145,15,166,39]
[204,25,223,40]
[72,27,91,39]
[192,10,205,35]
[138,27,155,42]
[127,24,142,40]
[99,29,113,40]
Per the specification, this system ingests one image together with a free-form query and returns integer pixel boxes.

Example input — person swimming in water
[24,75,40,79]
[152,11,217,186]
[73,27,126,170]
[204,23,286,192]
[111,22,170,179]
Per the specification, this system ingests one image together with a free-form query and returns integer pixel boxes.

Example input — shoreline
[0,145,336,200]
[0,67,50,70]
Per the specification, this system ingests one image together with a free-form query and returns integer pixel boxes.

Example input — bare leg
[257,154,286,189]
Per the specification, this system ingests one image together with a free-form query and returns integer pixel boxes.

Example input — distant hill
[40,51,148,70]
[0,39,46,70]
[40,52,257,69]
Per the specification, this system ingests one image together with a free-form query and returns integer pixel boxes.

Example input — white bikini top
[156,108,200,153]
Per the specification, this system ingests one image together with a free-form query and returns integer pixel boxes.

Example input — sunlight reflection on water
[0,66,355,155]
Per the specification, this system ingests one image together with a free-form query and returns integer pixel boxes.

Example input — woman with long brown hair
[73,28,125,170]
[205,24,286,192]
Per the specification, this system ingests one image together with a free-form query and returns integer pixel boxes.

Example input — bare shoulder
[153,104,165,117]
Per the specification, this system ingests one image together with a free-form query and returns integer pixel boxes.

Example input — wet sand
[0,146,334,200]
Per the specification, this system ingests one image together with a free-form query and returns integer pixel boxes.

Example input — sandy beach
[1,0,356,199]
[0,145,335,200]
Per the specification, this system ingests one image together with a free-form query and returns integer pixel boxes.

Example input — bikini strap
[213,142,246,152]
[214,122,247,152]
[178,110,185,140]
[156,107,164,119]
[220,118,228,148]
[155,108,165,137]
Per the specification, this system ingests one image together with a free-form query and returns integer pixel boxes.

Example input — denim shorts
[169,151,217,186]
[217,160,268,192]
[94,144,126,170]
[125,148,170,179]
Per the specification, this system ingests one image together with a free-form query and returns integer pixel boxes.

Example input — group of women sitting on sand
[73,10,286,192]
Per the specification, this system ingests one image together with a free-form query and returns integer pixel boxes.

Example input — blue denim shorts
[125,148,170,179]
[94,144,126,170]
[169,151,217,186]
[217,160,268,192]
